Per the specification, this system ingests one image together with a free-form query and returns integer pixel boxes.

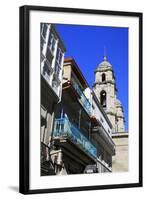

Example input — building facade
[50,58,115,175]
[93,54,128,172]
[40,23,66,175]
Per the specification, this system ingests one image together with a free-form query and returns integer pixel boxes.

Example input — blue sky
[55,24,128,131]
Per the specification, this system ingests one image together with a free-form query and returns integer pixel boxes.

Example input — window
[41,116,46,127]
[46,47,53,65]
[100,90,106,108]
[102,73,106,82]
[48,33,56,53]
[56,48,63,65]
[41,23,47,39]
[54,62,61,77]
[43,62,51,76]
[52,76,59,94]
[41,24,48,52]
[41,36,44,52]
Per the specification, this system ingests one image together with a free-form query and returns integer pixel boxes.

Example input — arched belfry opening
[100,90,106,108]
[102,73,106,82]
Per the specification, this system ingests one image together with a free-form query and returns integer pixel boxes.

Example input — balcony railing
[71,79,92,115]
[53,118,97,159]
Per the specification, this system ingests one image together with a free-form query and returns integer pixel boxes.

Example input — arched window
[102,73,106,82]
[100,90,106,108]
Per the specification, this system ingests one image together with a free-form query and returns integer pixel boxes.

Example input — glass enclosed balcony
[53,118,97,159]
[71,79,92,115]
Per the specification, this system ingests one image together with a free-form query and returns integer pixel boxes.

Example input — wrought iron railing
[53,118,97,159]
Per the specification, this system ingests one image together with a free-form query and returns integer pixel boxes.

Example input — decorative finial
[104,46,107,61]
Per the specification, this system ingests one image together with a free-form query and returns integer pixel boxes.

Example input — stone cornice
[93,80,115,85]
[92,81,118,92]
[94,68,113,73]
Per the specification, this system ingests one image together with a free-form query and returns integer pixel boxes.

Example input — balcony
[71,79,92,116]
[53,118,97,159]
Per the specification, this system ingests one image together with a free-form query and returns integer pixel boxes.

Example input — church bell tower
[93,53,125,133]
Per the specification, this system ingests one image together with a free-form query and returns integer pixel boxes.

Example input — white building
[40,24,66,175]
[41,23,66,99]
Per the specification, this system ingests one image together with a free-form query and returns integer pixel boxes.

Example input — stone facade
[112,133,128,172]
[93,55,125,133]
[93,54,128,172]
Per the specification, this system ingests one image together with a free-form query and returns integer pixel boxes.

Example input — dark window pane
[48,34,56,53]
[55,62,60,76]
[102,73,106,82]
[46,48,53,64]
[100,90,106,108]
[43,62,51,76]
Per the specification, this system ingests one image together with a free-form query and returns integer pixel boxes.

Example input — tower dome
[95,55,112,73]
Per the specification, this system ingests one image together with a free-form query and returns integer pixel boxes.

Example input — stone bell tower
[93,53,125,133]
